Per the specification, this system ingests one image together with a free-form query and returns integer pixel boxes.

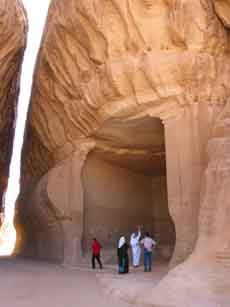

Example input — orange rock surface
[18,1,230,305]
[0,0,26,206]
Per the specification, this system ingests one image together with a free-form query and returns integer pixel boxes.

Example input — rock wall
[82,153,154,250]
[17,0,230,305]
[21,0,230,180]
[152,176,175,256]
[0,0,27,208]
[16,174,64,262]
[133,102,230,307]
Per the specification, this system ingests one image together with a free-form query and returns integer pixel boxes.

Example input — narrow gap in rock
[0,1,51,256]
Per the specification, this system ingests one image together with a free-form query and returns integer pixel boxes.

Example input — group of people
[118,227,156,274]
[91,226,156,274]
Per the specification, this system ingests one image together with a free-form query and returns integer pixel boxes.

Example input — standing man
[130,226,141,267]
[117,236,129,274]
[91,238,103,269]
[141,232,156,272]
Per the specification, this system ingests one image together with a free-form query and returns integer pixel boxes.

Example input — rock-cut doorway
[82,116,175,264]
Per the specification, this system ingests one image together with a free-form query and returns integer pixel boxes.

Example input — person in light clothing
[130,226,141,267]
[141,232,156,272]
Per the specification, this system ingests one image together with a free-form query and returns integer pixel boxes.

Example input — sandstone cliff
[0,0,27,208]
[23,0,230,178]
[18,1,230,305]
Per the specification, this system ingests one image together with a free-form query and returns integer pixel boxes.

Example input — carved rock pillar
[47,140,95,265]
[163,103,213,267]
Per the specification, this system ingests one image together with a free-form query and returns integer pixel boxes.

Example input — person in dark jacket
[117,236,129,274]
[91,238,102,269]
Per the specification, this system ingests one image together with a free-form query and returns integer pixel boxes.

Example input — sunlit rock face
[0,0,27,208]
[213,0,230,28]
[19,0,230,305]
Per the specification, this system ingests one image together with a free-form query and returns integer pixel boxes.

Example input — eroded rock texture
[18,0,230,305]
[0,0,26,209]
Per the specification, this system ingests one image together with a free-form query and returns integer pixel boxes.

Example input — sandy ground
[0,257,169,307]
[97,261,169,304]
[0,257,133,307]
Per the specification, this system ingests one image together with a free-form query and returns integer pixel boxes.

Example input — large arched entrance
[82,116,175,263]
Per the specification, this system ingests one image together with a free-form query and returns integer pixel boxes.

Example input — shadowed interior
[82,116,175,261]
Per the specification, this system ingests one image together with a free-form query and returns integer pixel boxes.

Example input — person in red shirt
[91,238,103,269]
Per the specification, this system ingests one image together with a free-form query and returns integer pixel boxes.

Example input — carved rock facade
[18,0,230,305]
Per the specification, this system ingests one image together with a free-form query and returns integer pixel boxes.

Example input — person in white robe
[130,226,141,267]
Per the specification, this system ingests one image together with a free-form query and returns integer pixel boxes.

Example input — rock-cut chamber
[82,116,175,261]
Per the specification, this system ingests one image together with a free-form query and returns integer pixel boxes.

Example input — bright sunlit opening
[0,1,51,256]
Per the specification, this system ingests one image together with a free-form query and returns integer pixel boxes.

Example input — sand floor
[97,260,169,304]
[0,257,132,307]
[0,257,168,307]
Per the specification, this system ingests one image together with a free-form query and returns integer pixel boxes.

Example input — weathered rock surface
[0,0,26,208]
[18,0,230,305]
[213,0,230,28]
[130,102,230,307]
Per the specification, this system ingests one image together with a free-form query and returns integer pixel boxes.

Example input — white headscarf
[118,236,126,248]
